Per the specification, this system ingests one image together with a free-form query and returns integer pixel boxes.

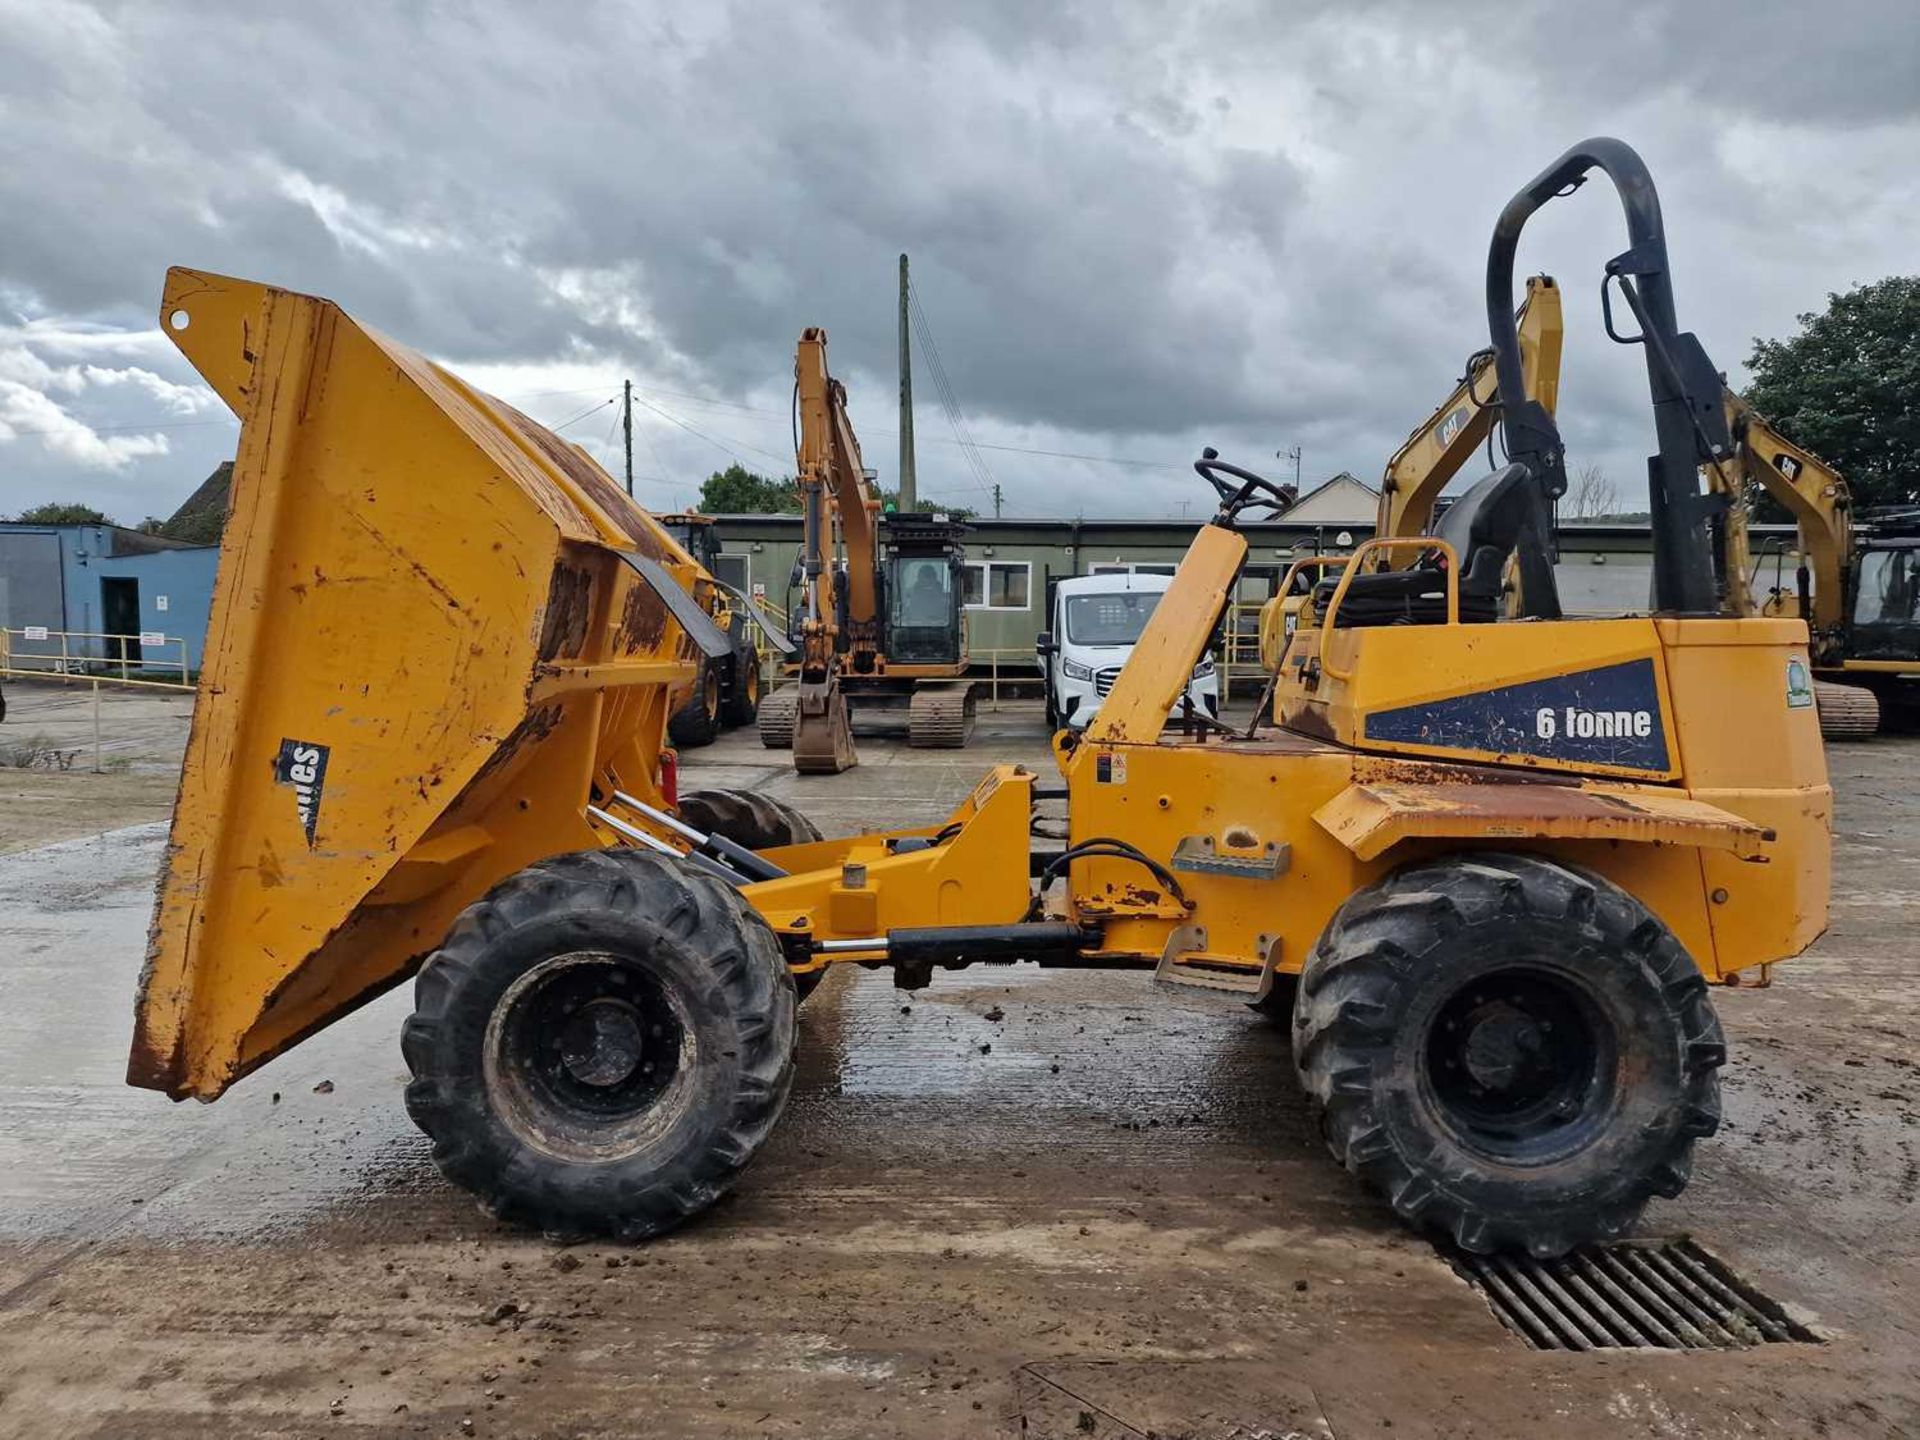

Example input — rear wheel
[677,788,823,848]
[402,849,796,1240]
[677,788,826,1002]
[1294,852,1723,1256]
[667,661,723,749]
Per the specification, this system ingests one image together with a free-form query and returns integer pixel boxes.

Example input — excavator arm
[789,328,877,772]
[1711,393,1852,661]
[1376,276,1564,543]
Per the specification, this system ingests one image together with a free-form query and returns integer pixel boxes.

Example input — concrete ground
[0,693,1916,1438]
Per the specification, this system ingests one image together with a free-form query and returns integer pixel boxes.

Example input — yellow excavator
[1269,269,1900,741]
[132,139,1829,1258]
[755,330,976,771]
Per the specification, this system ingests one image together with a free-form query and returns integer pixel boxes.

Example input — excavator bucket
[792,675,858,773]
[130,268,725,1102]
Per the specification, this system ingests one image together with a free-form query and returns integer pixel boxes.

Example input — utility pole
[992,483,1003,519]
[898,253,917,512]
[622,380,634,497]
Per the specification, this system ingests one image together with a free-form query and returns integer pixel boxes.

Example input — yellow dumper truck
[132,139,1830,1257]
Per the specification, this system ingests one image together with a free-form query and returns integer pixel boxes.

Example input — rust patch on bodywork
[618,574,670,655]
[502,404,664,555]
[459,703,567,801]
[539,564,593,661]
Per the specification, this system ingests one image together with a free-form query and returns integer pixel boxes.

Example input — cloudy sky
[1,0,1915,525]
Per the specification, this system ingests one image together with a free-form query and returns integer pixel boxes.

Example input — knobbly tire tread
[722,650,761,727]
[1293,851,1724,1257]
[675,789,827,1003]
[676,788,824,848]
[667,660,722,749]
[401,848,796,1241]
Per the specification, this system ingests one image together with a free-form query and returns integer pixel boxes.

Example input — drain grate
[1447,1238,1821,1351]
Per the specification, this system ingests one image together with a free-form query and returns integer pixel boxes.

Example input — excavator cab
[1849,519,1920,662]
[882,512,969,667]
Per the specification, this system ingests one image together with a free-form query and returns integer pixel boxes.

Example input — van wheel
[402,849,796,1240]
[1294,852,1723,1256]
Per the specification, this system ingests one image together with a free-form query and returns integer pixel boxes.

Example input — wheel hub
[558,999,646,1088]
[1424,967,1612,1160]
[485,952,689,1155]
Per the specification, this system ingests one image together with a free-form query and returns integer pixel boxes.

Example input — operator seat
[1315,463,1538,627]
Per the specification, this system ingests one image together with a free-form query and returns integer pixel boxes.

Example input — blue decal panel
[1363,658,1670,772]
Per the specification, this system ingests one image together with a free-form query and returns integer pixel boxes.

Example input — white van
[1037,571,1219,730]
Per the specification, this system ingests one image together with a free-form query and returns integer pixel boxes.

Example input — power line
[550,395,618,433]
[629,394,789,468]
[907,283,999,497]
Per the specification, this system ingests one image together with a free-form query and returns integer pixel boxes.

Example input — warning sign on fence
[140,631,165,648]
[23,625,48,641]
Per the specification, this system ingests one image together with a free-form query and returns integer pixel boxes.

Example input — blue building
[0,522,219,675]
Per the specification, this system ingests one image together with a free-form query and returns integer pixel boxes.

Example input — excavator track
[758,688,798,748]
[907,682,977,749]
[1814,680,1880,741]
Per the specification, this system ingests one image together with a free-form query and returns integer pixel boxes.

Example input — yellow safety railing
[2,627,196,692]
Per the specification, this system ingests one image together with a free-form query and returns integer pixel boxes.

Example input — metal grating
[1447,1238,1822,1351]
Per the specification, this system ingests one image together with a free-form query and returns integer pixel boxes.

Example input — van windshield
[1064,591,1160,646]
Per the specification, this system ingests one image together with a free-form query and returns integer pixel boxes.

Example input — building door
[101,576,140,668]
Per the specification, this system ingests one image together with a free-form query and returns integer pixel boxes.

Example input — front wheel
[402,849,796,1240]
[1294,852,1723,1256]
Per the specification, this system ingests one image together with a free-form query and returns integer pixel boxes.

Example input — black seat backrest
[1434,464,1537,602]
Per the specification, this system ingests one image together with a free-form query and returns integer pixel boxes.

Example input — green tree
[1746,276,1920,509]
[12,502,111,525]
[697,464,799,513]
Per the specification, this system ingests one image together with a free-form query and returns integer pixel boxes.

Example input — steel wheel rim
[1419,965,1616,1165]
[483,951,698,1162]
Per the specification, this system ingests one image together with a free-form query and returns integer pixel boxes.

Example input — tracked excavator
[133,139,1830,1259]
[755,329,976,771]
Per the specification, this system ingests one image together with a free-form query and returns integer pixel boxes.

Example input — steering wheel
[1194,447,1298,524]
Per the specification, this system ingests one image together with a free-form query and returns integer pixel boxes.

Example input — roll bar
[1486,137,1730,616]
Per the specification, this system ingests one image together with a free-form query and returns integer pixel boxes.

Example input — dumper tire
[677,789,828,1003]
[1294,851,1723,1257]
[722,651,761,728]
[401,849,796,1241]
[668,661,723,749]
[677,788,824,849]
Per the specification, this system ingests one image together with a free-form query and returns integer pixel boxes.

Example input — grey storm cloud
[1,0,1916,522]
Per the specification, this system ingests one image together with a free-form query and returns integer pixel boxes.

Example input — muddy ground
[0,693,1915,1438]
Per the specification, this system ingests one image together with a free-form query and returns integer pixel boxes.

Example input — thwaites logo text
[274,738,330,846]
